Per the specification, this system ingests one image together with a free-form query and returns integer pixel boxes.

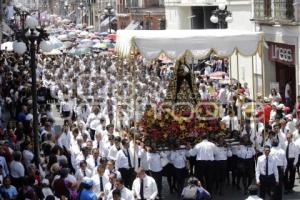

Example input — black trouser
[285,158,296,191]
[195,160,214,194]
[62,111,70,118]
[215,160,227,194]
[240,158,254,192]
[119,168,135,189]
[228,155,238,185]
[188,156,196,175]
[150,170,163,198]
[259,174,276,199]
[89,129,96,141]
[175,167,187,195]
[275,166,284,200]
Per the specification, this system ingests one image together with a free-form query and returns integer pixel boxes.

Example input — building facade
[253,0,300,104]
[116,0,165,30]
[164,0,253,31]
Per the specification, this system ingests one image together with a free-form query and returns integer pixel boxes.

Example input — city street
[2,1,300,200]
[50,105,300,200]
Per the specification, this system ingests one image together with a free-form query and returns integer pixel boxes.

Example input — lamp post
[78,2,86,24]
[13,13,52,167]
[64,1,69,17]
[104,3,114,34]
[210,4,233,29]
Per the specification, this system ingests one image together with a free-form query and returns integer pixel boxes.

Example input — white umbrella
[43,49,62,55]
[79,31,89,38]
[1,42,13,51]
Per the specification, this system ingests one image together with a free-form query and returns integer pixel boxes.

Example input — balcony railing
[253,0,295,22]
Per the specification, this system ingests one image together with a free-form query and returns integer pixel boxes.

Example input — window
[253,0,271,19]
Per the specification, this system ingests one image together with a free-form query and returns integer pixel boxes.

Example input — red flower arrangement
[139,102,221,147]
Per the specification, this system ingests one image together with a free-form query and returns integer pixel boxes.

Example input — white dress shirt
[104,182,115,198]
[237,145,256,159]
[146,152,163,172]
[170,150,187,169]
[107,145,120,161]
[132,175,158,200]
[221,115,239,131]
[189,140,217,161]
[255,154,279,183]
[75,168,92,181]
[92,174,109,196]
[86,156,101,172]
[138,148,149,171]
[215,146,232,161]
[107,186,134,200]
[10,160,25,178]
[293,129,300,141]
[284,141,299,165]
[115,149,133,170]
[270,146,287,170]
[104,168,122,179]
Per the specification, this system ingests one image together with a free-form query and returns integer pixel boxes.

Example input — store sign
[268,42,295,65]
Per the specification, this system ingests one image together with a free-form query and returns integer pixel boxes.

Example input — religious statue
[174,56,197,104]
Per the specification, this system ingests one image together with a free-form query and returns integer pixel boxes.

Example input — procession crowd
[0,48,300,200]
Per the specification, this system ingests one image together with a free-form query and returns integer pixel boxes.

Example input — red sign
[268,42,295,65]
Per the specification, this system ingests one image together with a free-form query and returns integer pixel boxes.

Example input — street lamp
[210,4,233,29]
[78,2,86,24]
[104,3,114,33]
[64,1,69,17]
[13,12,52,167]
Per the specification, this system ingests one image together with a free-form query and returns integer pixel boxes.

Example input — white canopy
[116,29,264,60]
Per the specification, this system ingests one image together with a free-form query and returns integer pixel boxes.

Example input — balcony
[253,0,297,24]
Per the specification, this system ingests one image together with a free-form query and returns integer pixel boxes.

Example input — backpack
[181,185,198,200]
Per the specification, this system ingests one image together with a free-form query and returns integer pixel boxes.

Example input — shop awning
[116,29,264,60]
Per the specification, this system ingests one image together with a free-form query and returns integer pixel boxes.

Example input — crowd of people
[0,46,300,200]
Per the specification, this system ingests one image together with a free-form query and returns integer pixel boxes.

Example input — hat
[82,177,94,186]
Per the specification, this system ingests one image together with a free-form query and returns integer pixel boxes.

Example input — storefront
[267,41,296,105]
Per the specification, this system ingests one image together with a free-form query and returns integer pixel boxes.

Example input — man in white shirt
[92,165,109,199]
[255,145,279,199]
[75,160,92,181]
[9,151,24,189]
[132,167,158,200]
[270,139,287,200]
[107,178,134,200]
[170,146,188,195]
[22,141,34,169]
[221,110,239,132]
[284,133,299,193]
[146,146,163,199]
[115,139,134,189]
[189,134,217,194]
